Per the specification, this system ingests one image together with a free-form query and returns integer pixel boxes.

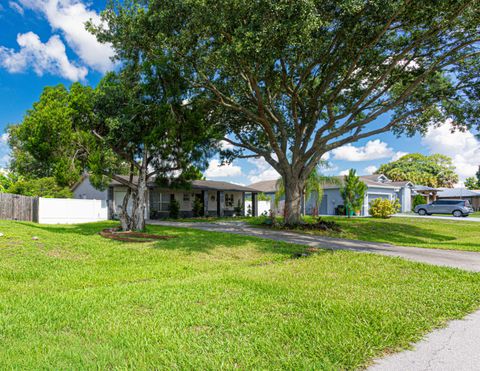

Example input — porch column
[217,191,225,217]
[252,192,258,217]
[242,192,246,216]
[203,190,209,216]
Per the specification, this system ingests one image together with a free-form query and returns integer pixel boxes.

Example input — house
[437,188,480,211]
[249,174,415,216]
[72,175,260,219]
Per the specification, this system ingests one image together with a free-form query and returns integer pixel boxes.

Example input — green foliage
[465,176,480,190]
[340,169,367,217]
[376,154,458,187]
[169,198,180,219]
[412,194,427,211]
[369,198,401,219]
[6,177,72,198]
[192,197,204,217]
[257,193,271,201]
[233,199,243,215]
[92,0,480,225]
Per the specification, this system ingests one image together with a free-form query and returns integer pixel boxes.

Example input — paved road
[151,220,480,370]
[394,214,480,222]
[151,221,480,272]
[369,310,480,371]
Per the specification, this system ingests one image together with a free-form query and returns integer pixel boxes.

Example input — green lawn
[248,216,480,252]
[1,220,480,369]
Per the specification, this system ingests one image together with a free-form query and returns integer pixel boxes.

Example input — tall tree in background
[8,68,217,231]
[92,0,480,225]
[376,153,458,187]
[8,86,86,187]
[465,166,480,189]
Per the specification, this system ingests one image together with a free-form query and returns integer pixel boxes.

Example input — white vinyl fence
[244,200,271,216]
[38,198,108,224]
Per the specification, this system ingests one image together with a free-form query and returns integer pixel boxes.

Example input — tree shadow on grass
[12,221,306,257]
[335,219,462,247]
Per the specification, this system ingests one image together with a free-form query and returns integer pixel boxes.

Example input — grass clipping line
[99,227,177,243]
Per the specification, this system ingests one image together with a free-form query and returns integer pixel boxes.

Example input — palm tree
[275,161,340,216]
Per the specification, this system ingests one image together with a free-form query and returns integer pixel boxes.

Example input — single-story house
[72,175,260,219]
[437,188,480,211]
[249,174,415,216]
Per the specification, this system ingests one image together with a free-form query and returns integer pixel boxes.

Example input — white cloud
[18,0,114,72]
[332,139,394,161]
[9,1,24,15]
[0,32,88,81]
[219,140,234,151]
[391,151,408,161]
[339,170,350,176]
[363,165,378,175]
[205,159,242,178]
[247,157,280,184]
[0,133,11,168]
[422,120,480,180]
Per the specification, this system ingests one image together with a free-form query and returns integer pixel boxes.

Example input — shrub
[369,198,400,219]
[192,197,204,217]
[234,199,243,215]
[412,194,427,211]
[169,199,180,219]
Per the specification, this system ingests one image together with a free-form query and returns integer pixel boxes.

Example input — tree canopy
[92,0,480,224]
[376,153,458,187]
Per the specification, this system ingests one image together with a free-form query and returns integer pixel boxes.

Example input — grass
[0,221,480,369]
[248,216,480,252]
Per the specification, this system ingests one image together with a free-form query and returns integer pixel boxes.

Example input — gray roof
[109,175,258,192]
[413,185,441,191]
[437,188,480,198]
[248,174,413,193]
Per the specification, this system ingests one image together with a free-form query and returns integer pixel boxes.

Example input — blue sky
[1,0,479,186]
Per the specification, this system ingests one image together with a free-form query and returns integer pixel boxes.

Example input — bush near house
[369,198,401,219]
[412,194,427,211]
[169,199,180,219]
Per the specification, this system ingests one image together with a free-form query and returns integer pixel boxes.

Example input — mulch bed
[99,227,177,243]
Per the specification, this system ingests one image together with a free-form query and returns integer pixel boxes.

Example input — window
[225,194,234,207]
[150,191,171,212]
[183,193,190,202]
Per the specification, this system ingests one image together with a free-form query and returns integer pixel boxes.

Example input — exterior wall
[245,200,271,216]
[38,198,108,224]
[73,177,108,200]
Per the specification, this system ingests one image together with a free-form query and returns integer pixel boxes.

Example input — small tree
[192,197,204,217]
[340,170,367,218]
[412,194,427,211]
[169,198,180,219]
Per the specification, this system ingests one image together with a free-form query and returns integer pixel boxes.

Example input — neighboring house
[249,174,415,216]
[437,188,480,211]
[72,175,260,219]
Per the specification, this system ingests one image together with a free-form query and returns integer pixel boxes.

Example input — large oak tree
[93,0,480,224]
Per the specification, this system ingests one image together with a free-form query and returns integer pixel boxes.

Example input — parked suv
[414,199,474,217]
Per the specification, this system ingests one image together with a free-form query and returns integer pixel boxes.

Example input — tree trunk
[131,168,147,232]
[119,188,132,231]
[283,176,304,225]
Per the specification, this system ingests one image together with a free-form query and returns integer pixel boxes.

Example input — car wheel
[418,209,427,216]
[452,210,463,217]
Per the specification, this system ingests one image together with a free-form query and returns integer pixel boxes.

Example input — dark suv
[414,199,474,217]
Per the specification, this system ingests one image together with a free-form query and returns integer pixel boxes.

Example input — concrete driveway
[395,214,480,222]
[151,220,480,371]
[151,220,480,272]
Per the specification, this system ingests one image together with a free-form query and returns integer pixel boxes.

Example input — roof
[248,180,278,193]
[248,174,414,193]
[437,188,480,198]
[413,185,441,192]
[108,175,258,192]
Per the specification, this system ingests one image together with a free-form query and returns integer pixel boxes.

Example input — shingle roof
[109,175,258,192]
[437,188,480,198]
[248,174,413,192]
